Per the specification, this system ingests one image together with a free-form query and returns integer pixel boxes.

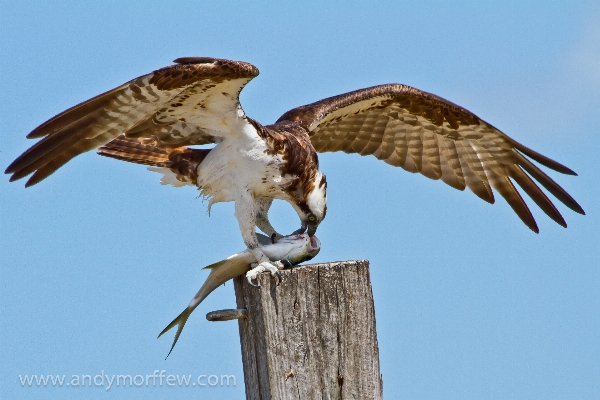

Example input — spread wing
[5,57,259,187]
[276,84,584,232]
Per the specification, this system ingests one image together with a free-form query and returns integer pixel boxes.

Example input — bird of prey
[5,57,584,283]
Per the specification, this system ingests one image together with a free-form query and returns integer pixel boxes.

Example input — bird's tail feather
[97,135,171,167]
[98,135,211,185]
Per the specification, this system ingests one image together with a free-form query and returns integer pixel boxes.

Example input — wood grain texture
[234,260,382,400]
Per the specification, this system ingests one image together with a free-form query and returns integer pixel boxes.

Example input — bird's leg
[255,197,283,244]
[235,193,283,287]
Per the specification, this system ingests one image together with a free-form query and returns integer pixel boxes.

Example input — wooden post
[233,260,383,399]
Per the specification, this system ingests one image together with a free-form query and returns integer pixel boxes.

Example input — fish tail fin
[202,259,228,270]
[157,308,193,359]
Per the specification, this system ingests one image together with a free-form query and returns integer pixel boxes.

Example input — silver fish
[158,233,321,357]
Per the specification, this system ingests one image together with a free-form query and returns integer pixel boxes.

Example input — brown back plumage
[249,119,321,213]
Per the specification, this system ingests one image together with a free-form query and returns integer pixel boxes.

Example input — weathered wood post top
[233,260,383,399]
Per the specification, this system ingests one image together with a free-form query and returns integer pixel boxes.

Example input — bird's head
[290,172,327,236]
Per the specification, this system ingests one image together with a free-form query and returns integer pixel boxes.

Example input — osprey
[5,57,584,283]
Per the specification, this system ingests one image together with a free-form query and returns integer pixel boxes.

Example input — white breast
[195,119,294,205]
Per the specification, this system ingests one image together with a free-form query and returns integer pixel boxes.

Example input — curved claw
[271,233,277,244]
[247,275,260,288]
[275,270,282,285]
[281,259,294,269]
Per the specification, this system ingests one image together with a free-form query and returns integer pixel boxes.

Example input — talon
[271,233,277,244]
[281,259,294,269]
[247,276,260,288]
[246,264,265,288]
[275,271,282,285]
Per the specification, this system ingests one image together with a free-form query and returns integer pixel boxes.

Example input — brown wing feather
[277,84,584,231]
[6,58,258,186]
[97,135,210,185]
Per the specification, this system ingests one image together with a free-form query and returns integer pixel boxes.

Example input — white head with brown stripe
[288,170,328,237]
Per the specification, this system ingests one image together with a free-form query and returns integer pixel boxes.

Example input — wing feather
[438,137,466,190]
[456,140,488,183]
[422,129,442,179]
[487,171,538,233]
[276,83,582,230]
[338,113,369,153]
[350,112,377,154]
[6,58,259,186]
[357,113,388,155]
[27,130,118,186]
[405,117,423,172]
[392,120,410,168]
[513,151,584,214]
[438,148,464,190]
[509,165,567,227]
[457,146,495,204]
[8,108,106,181]
[377,118,399,160]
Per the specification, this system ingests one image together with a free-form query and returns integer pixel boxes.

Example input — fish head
[285,233,321,265]
[308,234,320,256]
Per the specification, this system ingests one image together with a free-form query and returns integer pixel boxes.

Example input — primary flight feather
[5,57,585,282]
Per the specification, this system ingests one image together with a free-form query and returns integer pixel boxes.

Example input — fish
[158,233,321,357]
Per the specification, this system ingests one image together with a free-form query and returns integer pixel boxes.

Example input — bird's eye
[308,214,316,222]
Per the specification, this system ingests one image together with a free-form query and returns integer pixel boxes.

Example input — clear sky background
[1,1,599,399]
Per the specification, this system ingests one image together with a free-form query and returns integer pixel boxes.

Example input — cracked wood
[234,260,383,399]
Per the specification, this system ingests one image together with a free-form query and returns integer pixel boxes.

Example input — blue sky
[1,2,598,399]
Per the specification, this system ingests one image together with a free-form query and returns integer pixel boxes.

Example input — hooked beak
[292,219,318,236]
[291,225,307,235]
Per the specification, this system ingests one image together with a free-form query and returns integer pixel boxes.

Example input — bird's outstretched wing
[276,84,584,232]
[5,57,259,187]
